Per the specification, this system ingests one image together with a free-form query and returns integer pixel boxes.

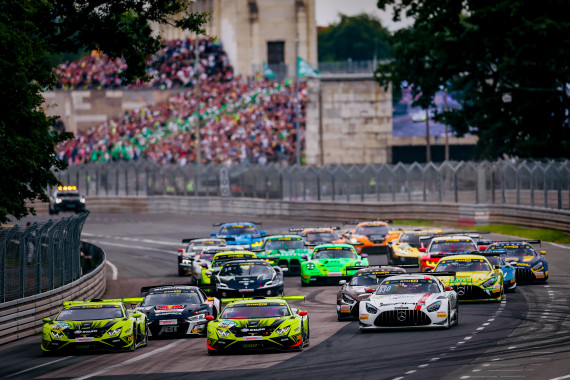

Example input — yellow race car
[431,254,504,302]
[386,229,442,266]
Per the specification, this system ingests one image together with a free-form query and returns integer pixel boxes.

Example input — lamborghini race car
[484,240,548,283]
[386,229,442,266]
[41,299,148,354]
[205,297,309,354]
[135,285,220,337]
[343,220,392,254]
[178,238,228,276]
[337,266,406,320]
[199,250,258,286]
[209,260,286,298]
[358,273,459,330]
[291,226,343,247]
[210,222,266,247]
[433,254,504,302]
[418,235,481,272]
[300,244,369,286]
[253,235,311,275]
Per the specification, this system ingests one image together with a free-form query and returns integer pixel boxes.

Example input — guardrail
[0,242,106,345]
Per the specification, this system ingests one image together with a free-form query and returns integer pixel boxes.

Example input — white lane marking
[73,340,185,380]
[464,336,472,340]
[460,377,470,379]
[430,357,440,361]
[508,346,517,349]
[549,375,570,380]
[473,369,481,372]
[392,377,404,380]
[477,327,485,330]
[418,364,429,368]
[482,364,491,367]
[405,370,417,374]
[84,240,175,255]
[5,356,72,378]
[458,341,466,345]
[488,318,495,321]
[106,260,118,280]
[549,243,570,250]
[483,323,490,326]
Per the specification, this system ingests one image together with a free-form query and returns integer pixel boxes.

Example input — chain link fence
[55,160,570,210]
[0,212,89,303]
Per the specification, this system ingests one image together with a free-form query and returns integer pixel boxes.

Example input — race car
[290,226,343,247]
[336,266,406,320]
[200,250,259,286]
[386,229,442,266]
[205,296,309,354]
[134,285,220,338]
[186,246,247,285]
[432,254,504,302]
[177,238,228,276]
[253,235,311,275]
[484,240,548,284]
[209,259,286,298]
[482,251,517,292]
[48,185,86,215]
[210,222,266,247]
[358,273,459,330]
[343,220,392,254]
[418,234,481,272]
[300,243,369,286]
[41,299,148,354]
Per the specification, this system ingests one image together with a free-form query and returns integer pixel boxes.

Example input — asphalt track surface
[2,212,570,380]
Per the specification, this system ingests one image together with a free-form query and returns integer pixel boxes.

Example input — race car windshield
[376,279,439,295]
[190,240,224,248]
[399,234,423,247]
[219,263,274,278]
[142,292,201,306]
[429,241,476,252]
[355,225,389,236]
[350,275,379,286]
[265,239,304,250]
[57,306,124,321]
[312,249,356,259]
[56,192,80,198]
[200,252,216,261]
[305,231,337,243]
[435,259,491,272]
[218,226,258,236]
[214,255,256,266]
[486,256,502,266]
[500,247,536,259]
[220,304,290,319]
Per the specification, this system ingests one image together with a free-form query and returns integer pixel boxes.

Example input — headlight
[365,303,378,314]
[80,198,86,203]
[482,277,497,288]
[349,238,360,245]
[217,283,229,288]
[275,326,290,335]
[217,329,230,337]
[107,328,122,336]
[426,301,441,312]
[306,262,315,270]
[51,330,64,338]
[532,262,543,271]
[188,313,206,321]
[262,281,274,287]
[342,293,356,304]
[55,198,62,204]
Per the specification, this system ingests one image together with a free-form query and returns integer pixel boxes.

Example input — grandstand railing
[0,212,89,303]
[55,161,570,210]
[318,59,379,74]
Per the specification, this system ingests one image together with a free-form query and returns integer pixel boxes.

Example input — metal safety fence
[55,160,570,210]
[0,212,89,303]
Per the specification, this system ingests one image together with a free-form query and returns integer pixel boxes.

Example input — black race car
[210,259,286,298]
[135,285,220,338]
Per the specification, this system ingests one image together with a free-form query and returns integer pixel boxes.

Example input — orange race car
[342,220,393,255]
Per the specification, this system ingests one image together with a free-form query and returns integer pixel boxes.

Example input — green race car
[41,299,148,355]
[301,243,369,285]
[254,235,311,275]
[205,297,309,354]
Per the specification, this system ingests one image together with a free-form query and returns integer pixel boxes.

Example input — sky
[315,0,413,31]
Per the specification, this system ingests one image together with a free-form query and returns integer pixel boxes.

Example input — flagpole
[295,40,301,166]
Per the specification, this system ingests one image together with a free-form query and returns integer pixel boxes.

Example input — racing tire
[444,302,452,329]
[207,347,218,356]
[178,268,184,277]
[387,248,395,266]
[303,317,310,347]
[130,329,138,352]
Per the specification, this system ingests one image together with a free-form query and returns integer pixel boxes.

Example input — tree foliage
[375,0,570,159]
[0,0,208,223]
[318,13,391,62]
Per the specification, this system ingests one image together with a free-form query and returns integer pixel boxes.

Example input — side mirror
[280,267,289,272]
[445,286,453,291]
[207,297,215,302]
[260,230,266,236]
[424,267,433,272]
[205,271,212,276]
[188,252,196,257]
[419,247,427,253]
[210,232,216,237]
[339,280,347,286]
[205,315,215,321]
[361,253,368,258]
[42,317,52,323]
[478,245,487,251]
[301,255,308,260]
[201,263,209,268]
[365,288,374,293]
[540,251,546,255]
[493,265,500,270]
[298,311,308,316]
[133,313,142,318]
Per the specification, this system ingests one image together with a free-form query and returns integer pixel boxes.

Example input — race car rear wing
[213,221,263,227]
[425,250,480,259]
[221,296,305,304]
[288,226,340,232]
[477,240,541,245]
[140,284,199,294]
[63,298,144,307]
[343,219,393,225]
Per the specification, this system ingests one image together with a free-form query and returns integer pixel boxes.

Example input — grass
[393,220,570,244]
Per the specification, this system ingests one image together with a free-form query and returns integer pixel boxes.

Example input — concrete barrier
[0,243,106,346]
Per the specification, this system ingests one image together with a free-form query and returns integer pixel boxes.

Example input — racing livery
[211,260,285,298]
[485,241,548,284]
[206,297,309,354]
[254,235,310,275]
[41,299,148,354]
[200,251,258,286]
[359,274,459,330]
[301,244,369,286]
[433,254,504,302]
[211,222,266,247]
[337,266,406,320]
[135,285,220,337]
[178,238,228,276]
[386,229,442,266]
[343,220,392,254]
[418,235,480,272]
[48,185,86,215]
[483,251,517,292]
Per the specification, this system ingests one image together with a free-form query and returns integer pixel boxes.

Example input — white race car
[358,273,458,330]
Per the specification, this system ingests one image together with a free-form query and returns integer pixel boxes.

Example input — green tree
[318,13,390,62]
[375,0,570,159]
[0,0,209,223]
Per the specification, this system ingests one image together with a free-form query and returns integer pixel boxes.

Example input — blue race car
[481,251,517,292]
[210,222,266,248]
[483,240,548,284]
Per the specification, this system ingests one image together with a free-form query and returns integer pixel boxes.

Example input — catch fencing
[0,212,89,303]
[55,160,570,210]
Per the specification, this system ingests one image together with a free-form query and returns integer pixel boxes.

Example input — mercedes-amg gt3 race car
[336,266,406,320]
[301,244,369,285]
[41,299,148,354]
[205,297,309,354]
[135,285,220,337]
[211,222,266,247]
[484,240,548,283]
[253,235,311,275]
[178,238,228,276]
[358,273,459,330]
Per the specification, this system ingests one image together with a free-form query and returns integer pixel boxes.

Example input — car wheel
[130,329,138,351]
[178,268,184,277]
[445,302,451,329]
[387,249,395,265]
[304,318,310,347]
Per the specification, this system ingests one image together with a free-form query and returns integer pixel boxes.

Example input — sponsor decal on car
[436,312,447,318]
[243,336,263,341]
[159,319,177,325]
[75,337,95,342]
[360,315,369,320]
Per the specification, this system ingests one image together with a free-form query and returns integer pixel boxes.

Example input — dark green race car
[253,235,311,275]
[41,299,148,355]
[301,243,369,285]
[205,296,309,354]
